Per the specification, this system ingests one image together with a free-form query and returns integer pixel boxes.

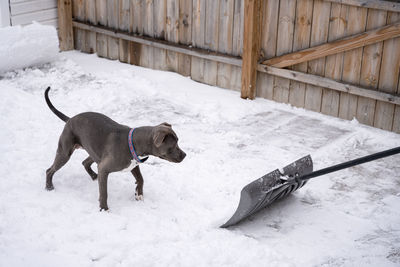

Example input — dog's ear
[160,122,172,128]
[153,124,177,147]
[153,126,170,147]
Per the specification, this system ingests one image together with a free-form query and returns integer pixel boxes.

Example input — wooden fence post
[58,0,74,51]
[240,0,262,99]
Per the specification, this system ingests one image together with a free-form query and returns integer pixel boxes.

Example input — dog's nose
[181,151,186,160]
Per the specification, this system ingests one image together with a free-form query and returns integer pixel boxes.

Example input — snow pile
[0,51,399,266]
[0,22,59,74]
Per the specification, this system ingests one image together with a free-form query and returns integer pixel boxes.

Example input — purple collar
[128,128,148,163]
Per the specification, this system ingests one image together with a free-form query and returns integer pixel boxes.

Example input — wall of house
[4,0,58,27]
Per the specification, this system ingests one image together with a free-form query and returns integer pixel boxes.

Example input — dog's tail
[45,87,70,122]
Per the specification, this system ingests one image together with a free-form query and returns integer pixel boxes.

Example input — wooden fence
[58,0,400,133]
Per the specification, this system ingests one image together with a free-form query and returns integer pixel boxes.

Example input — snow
[0,51,399,267]
[0,23,59,74]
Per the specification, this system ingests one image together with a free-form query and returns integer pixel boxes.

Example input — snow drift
[0,22,59,74]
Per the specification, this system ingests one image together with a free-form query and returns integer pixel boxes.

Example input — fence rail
[58,0,400,133]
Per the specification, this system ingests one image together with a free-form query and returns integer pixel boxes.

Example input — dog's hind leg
[82,156,98,180]
[46,127,75,190]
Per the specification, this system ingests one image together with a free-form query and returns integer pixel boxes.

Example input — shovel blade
[221,155,313,228]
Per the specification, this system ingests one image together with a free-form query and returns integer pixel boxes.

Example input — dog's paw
[135,190,144,201]
[45,184,54,191]
[99,207,109,212]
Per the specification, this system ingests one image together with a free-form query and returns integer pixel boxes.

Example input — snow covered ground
[1,51,400,267]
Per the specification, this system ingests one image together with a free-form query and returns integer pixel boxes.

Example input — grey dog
[44,87,186,210]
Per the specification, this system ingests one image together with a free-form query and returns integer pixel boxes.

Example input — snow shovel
[221,146,400,228]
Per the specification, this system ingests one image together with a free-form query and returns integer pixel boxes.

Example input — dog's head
[151,123,186,163]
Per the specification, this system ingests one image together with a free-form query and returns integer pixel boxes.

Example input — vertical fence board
[153,0,167,70]
[356,9,387,125]
[96,0,108,58]
[288,0,313,108]
[191,0,206,83]
[166,0,179,72]
[119,0,130,63]
[72,0,85,51]
[241,0,262,99]
[321,3,347,116]
[256,0,279,99]
[129,0,143,66]
[232,0,243,56]
[229,0,244,91]
[107,0,120,60]
[217,0,235,89]
[339,6,367,120]
[374,12,400,131]
[85,0,96,54]
[178,0,192,76]
[273,0,296,104]
[203,0,219,86]
[141,0,154,68]
[58,0,74,51]
[131,0,143,34]
[304,0,331,112]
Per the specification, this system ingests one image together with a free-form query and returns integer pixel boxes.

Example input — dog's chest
[121,159,139,172]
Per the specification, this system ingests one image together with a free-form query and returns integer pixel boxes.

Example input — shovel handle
[293,146,400,183]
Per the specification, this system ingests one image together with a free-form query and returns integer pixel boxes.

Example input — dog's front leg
[97,170,109,211]
[131,166,144,201]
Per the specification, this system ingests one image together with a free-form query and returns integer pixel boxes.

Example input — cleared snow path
[0,51,399,267]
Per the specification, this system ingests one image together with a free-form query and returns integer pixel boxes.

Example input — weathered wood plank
[166,0,179,72]
[356,9,387,126]
[203,0,219,86]
[216,0,234,89]
[374,12,400,131]
[141,0,154,68]
[324,0,400,13]
[288,0,313,108]
[119,0,130,63]
[191,0,206,83]
[273,0,296,104]
[129,0,143,65]
[58,0,74,51]
[130,0,143,34]
[177,0,192,77]
[258,65,400,105]
[107,0,119,60]
[321,3,348,116]
[72,0,85,51]
[339,6,367,120]
[230,0,244,91]
[153,0,167,70]
[241,0,262,99]
[262,21,400,68]
[256,0,279,99]
[304,0,331,112]
[96,0,108,58]
[85,0,96,54]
